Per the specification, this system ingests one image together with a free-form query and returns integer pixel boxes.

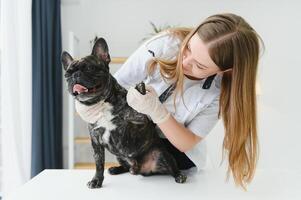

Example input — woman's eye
[196,64,205,70]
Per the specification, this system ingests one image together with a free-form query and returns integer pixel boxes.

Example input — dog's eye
[64,73,71,78]
[66,66,78,74]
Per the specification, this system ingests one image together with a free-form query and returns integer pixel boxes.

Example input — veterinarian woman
[114,13,263,189]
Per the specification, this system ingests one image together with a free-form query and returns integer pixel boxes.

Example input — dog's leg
[87,132,105,189]
[156,151,187,184]
[108,156,130,175]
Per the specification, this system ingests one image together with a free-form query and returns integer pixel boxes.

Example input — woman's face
[182,33,222,80]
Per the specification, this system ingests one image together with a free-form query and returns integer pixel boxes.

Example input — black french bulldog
[61,37,187,189]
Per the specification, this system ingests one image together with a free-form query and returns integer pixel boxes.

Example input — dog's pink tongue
[73,84,88,94]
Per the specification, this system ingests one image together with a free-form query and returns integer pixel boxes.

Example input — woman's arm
[158,97,220,152]
[113,44,151,89]
[127,85,219,153]
[157,115,202,152]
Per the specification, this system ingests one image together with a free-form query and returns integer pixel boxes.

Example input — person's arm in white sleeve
[113,43,153,89]
[113,32,180,89]
[185,96,220,139]
[158,96,220,152]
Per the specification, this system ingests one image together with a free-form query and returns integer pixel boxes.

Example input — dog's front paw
[87,176,104,189]
[175,173,187,184]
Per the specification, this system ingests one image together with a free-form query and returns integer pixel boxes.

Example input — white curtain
[0,0,32,198]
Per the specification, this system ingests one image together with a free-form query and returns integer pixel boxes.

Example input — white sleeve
[113,32,181,90]
[186,96,220,138]
[113,43,153,90]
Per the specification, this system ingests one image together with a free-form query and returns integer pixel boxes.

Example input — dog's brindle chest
[83,96,154,157]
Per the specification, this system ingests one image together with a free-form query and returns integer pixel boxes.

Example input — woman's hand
[126,85,170,124]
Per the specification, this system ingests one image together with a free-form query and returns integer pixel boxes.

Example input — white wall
[61,0,301,172]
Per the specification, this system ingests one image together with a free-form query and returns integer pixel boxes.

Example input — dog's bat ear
[91,38,111,64]
[61,51,74,70]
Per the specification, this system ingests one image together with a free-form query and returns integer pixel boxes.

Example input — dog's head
[61,38,112,104]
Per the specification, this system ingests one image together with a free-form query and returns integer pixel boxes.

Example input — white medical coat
[113,32,222,171]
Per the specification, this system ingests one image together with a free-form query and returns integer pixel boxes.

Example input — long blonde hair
[148,13,263,190]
